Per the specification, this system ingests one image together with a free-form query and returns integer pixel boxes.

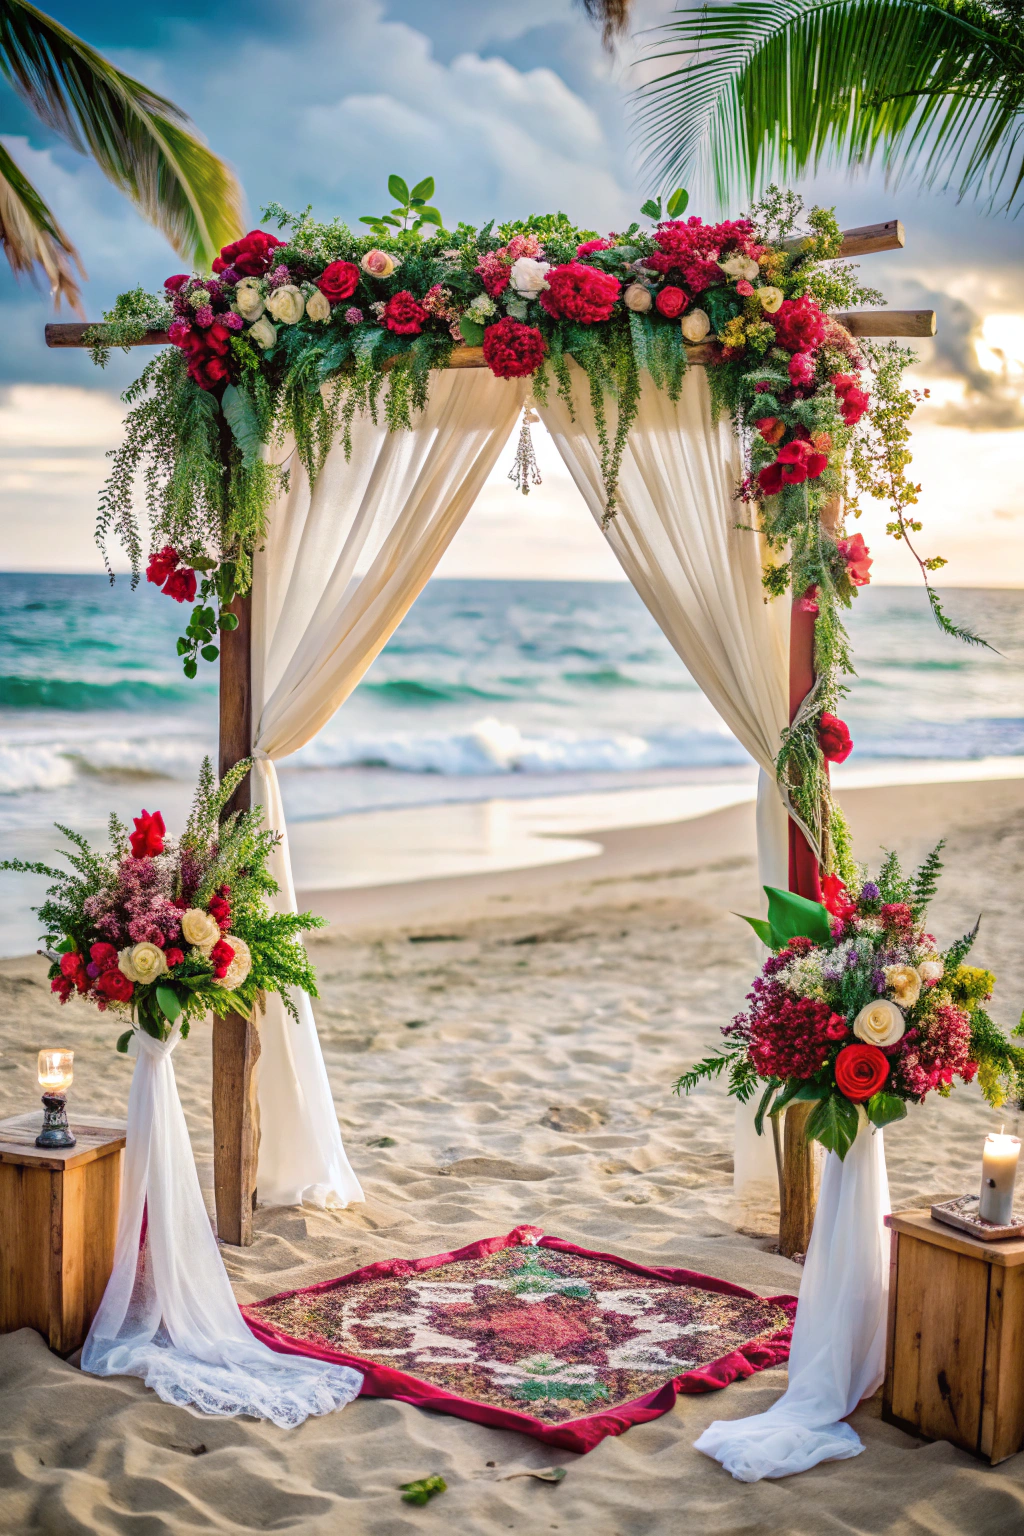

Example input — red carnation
[213,229,285,277]
[96,968,133,1003]
[881,902,915,935]
[835,1043,889,1102]
[164,274,190,294]
[772,295,827,354]
[837,532,872,587]
[755,417,785,446]
[317,261,360,303]
[818,712,853,764]
[90,942,119,972]
[60,951,84,978]
[130,809,165,860]
[164,948,185,969]
[161,567,198,604]
[539,262,620,324]
[146,546,180,586]
[383,291,428,336]
[576,238,612,256]
[208,890,232,929]
[655,285,688,319]
[208,938,235,980]
[481,318,547,380]
[51,976,74,1003]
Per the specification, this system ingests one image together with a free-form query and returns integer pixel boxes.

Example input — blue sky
[2,0,1024,581]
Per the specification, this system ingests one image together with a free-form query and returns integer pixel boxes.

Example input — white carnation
[215,935,252,991]
[509,257,550,298]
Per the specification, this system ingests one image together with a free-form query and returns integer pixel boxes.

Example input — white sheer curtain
[251,368,528,1207]
[82,1025,364,1424]
[536,364,789,1200]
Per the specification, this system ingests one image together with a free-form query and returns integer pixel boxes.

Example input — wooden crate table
[883,1209,1024,1464]
[0,1111,126,1355]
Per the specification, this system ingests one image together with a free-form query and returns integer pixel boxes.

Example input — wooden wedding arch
[47,217,936,1253]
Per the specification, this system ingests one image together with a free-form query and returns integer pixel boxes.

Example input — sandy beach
[2,773,1024,1534]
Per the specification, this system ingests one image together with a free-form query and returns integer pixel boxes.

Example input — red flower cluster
[772,295,827,355]
[835,1043,889,1101]
[212,229,285,278]
[208,885,232,929]
[482,318,547,379]
[208,938,236,980]
[317,261,360,303]
[130,810,165,860]
[146,546,197,605]
[174,320,235,390]
[52,941,134,1005]
[837,532,872,587]
[576,238,612,256]
[757,438,828,496]
[832,373,870,426]
[650,216,755,292]
[383,291,429,335]
[818,712,853,764]
[740,979,848,1081]
[788,351,816,388]
[896,1002,973,1098]
[539,262,620,324]
[655,285,688,319]
[822,873,858,921]
[880,902,915,937]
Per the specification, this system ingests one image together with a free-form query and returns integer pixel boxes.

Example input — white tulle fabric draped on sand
[81,1025,364,1426]
[695,1122,891,1481]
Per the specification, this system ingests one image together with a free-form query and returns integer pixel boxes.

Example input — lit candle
[979,1129,1021,1225]
[37,1048,74,1094]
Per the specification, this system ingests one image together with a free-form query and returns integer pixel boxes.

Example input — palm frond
[0,139,83,308]
[0,0,244,280]
[633,0,1024,213]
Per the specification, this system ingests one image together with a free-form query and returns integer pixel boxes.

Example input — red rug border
[242,1224,797,1454]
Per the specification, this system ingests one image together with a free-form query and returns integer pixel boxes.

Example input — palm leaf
[0,139,83,308]
[633,0,1024,213]
[0,0,244,281]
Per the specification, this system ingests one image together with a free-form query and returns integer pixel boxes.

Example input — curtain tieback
[250,747,272,761]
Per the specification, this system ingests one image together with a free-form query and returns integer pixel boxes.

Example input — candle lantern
[979,1130,1020,1226]
[36,1047,76,1149]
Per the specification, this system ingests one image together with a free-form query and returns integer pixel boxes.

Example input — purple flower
[860,882,880,902]
[872,969,886,994]
[86,962,100,979]
[343,306,364,324]
[846,949,860,968]
[268,263,291,288]
[223,312,244,331]
[194,305,214,328]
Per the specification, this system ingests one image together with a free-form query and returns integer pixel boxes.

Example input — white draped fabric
[695,1123,891,1480]
[251,368,528,1207]
[81,1025,364,1425]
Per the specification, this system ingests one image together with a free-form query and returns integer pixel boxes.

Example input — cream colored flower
[757,286,784,314]
[885,964,923,1007]
[918,958,944,984]
[853,998,905,1048]
[680,309,711,342]
[265,285,305,325]
[623,283,653,313]
[247,315,278,349]
[234,279,265,321]
[118,942,167,985]
[719,253,760,282]
[509,256,550,298]
[181,907,221,949]
[215,934,252,991]
[305,288,331,322]
[360,249,396,278]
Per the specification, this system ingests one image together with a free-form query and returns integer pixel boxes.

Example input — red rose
[164,948,184,969]
[317,261,360,303]
[481,317,548,380]
[383,291,428,336]
[130,809,165,859]
[96,968,133,1003]
[822,873,858,920]
[213,229,285,277]
[837,532,872,587]
[757,461,784,497]
[51,975,73,1003]
[755,417,785,446]
[146,546,179,586]
[772,295,827,353]
[164,274,190,294]
[161,567,198,604]
[90,942,119,972]
[654,285,688,319]
[835,1043,889,1102]
[59,951,84,978]
[208,938,235,980]
[818,712,853,764]
[576,238,612,256]
[539,262,620,324]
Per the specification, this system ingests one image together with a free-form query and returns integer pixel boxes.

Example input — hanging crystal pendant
[508,402,542,495]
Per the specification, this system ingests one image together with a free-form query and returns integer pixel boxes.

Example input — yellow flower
[951,965,995,1006]
[885,964,922,1007]
[757,286,784,314]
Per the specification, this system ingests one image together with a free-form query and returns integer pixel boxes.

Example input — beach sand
[2,775,1024,1534]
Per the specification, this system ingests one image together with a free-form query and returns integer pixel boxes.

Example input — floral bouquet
[2,760,323,1051]
[677,845,1024,1158]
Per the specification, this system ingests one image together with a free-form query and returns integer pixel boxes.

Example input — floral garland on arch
[0,759,324,1047]
[90,179,976,877]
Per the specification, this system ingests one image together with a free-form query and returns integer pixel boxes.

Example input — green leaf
[764,886,833,947]
[155,984,181,1023]
[218,611,239,631]
[666,187,690,217]
[753,1077,782,1137]
[640,197,661,220]
[189,555,219,571]
[417,206,443,226]
[359,215,386,228]
[221,384,264,470]
[805,1094,860,1160]
[866,1091,908,1129]
[176,637,189,655]
[770,1078,824,1121]
[410,176,435,201]
[115,1030,133,1054]
[183,658,198,679]
[459,315,485,346]
[736,912,774,948]
[54,937,74,954]
[388,174,410,205]
[200,644,219,662]
[138,1008,164,1041]
[380,216,402,228]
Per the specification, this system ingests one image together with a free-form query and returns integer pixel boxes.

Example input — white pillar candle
[979,1131,1021,1225]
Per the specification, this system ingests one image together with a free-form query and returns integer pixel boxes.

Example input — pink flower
[736,280,754,297]
[194,305,214,328]
[797,584,820,615]
[343,307,364,324]
[576,238,612,256]
[167,320,190,345]
[788,351,816,387]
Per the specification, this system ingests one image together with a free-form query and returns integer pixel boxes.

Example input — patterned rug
[244,1227,796,1451]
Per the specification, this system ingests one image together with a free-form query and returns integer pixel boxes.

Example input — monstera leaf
[736,884,833,952]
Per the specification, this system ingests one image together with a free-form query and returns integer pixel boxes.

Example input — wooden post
[779,1102,821,1259]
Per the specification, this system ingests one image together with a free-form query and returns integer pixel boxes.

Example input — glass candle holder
[36,1048,76,1149]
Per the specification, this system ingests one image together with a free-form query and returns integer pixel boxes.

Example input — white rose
[918,958,944,984]
[234,280,265,321]
[509,257,550,298]
[623,283,652,313]
[118,942,167,985]
[680,309,711,342]
[360,249,397,278]
[265,285,305,325]
[719,253,759,282]
[852,999,905,1048]
[305,288,331,323]
[247,315,278,349]
[215,935,252,991]
[885,964,923,1007]
[757,286,784,314]
[181,907,222,950]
